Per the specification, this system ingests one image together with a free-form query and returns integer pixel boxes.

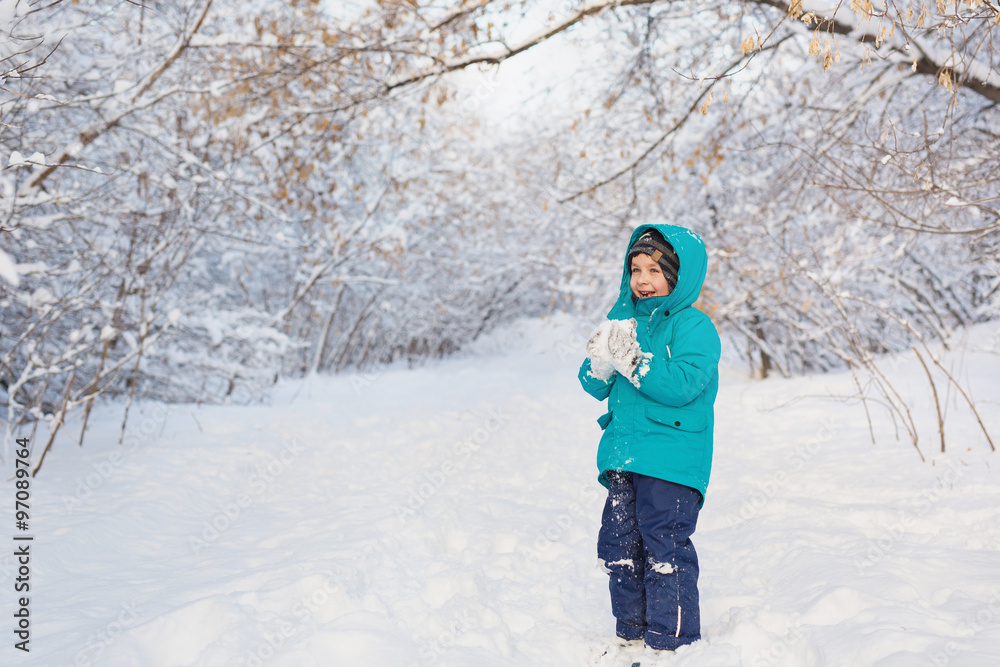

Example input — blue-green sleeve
[578,358,615,400]
[635,311,720,406]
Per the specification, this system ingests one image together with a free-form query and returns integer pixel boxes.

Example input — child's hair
[628,229,679,291]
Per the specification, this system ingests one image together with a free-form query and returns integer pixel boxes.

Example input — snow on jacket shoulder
[578,224,721,504]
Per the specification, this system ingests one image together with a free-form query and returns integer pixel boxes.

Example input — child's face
[630,253,671,299]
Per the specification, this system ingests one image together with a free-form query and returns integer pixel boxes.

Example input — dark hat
[628,229,680,291]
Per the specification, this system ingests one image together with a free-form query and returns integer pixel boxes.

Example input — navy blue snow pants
[597,471,701,650]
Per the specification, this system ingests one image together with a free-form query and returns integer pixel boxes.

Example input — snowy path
[8,316,1000,666]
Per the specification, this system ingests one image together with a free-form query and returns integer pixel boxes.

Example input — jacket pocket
[644,405,707,432]
[597,410,613,430]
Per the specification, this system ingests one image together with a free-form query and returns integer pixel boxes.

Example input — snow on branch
[755,0,1000,104]
[386,0,660,91]
[19,0,215,194]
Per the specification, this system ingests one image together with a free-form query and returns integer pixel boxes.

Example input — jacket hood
[607,223,708,320]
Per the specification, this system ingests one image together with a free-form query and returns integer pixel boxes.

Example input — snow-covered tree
[0,0,563,464]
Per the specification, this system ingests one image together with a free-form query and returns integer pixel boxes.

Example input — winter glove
[607,319,649,388]
[585,321,616,381]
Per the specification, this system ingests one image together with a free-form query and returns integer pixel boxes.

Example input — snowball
[651,561,676,575]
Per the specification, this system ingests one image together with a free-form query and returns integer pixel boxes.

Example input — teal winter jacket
[578,224,721,503]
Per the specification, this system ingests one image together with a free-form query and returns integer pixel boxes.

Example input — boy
[579,225,721,655]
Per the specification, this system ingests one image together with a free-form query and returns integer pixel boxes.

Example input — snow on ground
[3,314,1000,666]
